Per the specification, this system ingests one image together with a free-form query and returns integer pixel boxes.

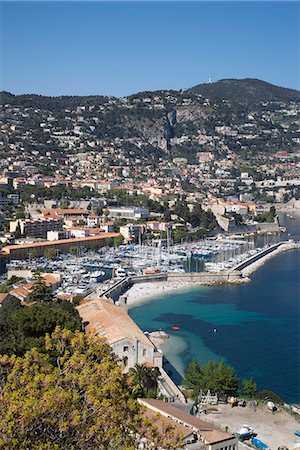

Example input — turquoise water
[129,214,300,404]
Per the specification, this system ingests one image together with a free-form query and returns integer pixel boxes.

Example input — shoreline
[126,280,203,307]
[125,243,299,308]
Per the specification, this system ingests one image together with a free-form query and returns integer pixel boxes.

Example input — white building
[77,298,163,371]
[108,206,149,220]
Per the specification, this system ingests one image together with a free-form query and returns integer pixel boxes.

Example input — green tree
[14,221,22,238]
[0,301,82,356]
[183,359,239,398]
[0,296,22,324]
[129,364,161,398]
[60,199,70,209]
[27,278,54,303]
[44,248,58,260]
[0,285,9,294]
[0,328,182,449]
[28,249,38,260]
[256,389,283,404]
[173,200,190,222]
[241,377,257,398]
[69,246,79,256]
[183,359,202,397]
[113,234,123,247]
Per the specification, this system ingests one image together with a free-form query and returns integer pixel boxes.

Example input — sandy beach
[125,242,300,307]
[125,280,203,307]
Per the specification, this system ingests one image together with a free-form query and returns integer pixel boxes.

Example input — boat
[90,270,105,282]
[236,425,256,441]
[171,326,180,331]
[114,267,127,278]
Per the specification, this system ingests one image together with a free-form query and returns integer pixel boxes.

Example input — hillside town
[0,82,300,450]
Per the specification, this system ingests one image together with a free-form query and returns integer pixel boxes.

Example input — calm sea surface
[129,213,300,404]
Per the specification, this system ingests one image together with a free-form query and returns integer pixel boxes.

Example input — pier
[232,241,284,271]
[235,240,300,277]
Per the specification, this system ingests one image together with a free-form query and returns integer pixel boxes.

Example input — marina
[5,229,293,298]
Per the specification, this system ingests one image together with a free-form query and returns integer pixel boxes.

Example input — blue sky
[1,1,299,96]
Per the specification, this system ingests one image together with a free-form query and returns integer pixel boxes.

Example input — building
[139,399,238,450]
[139,407,196,449]
[197,152,215,163]
[9,218,63,239]
[43,208,88,220]
[47,230,69,241]
[120,223,145,242]
[77,298,163,371]
[9,273,62,302]
[87,214,100,228]
[147,221,171,232]
[108,206,149,220]
[0,232,121,259]
[0,293,9,305]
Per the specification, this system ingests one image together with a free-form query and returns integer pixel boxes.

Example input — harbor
[5,227,298,302]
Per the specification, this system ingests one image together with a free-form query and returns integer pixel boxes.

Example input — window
[123,356,128,366]
[143,349,147,356]
[123,346,128,352]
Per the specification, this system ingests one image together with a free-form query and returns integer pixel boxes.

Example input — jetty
[99,240,300,303]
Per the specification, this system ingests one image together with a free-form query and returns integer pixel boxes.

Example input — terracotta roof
[138,399,215,432]
[0,293,9,304]
[1,233,120,254]
[142,408,192,439]
[44,209,87,215]
[77,298,153,347]
[201,430,235,444]
[10,274,61,301]
[139,399,235,445]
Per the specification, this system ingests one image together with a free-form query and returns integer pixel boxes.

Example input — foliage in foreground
[0,328,182,450]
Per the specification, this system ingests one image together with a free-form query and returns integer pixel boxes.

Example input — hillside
[1,79,300,178]
[187,78,300,106]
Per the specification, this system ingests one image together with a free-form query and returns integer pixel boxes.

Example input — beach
[125,241,300,307]
[125,280,198,306]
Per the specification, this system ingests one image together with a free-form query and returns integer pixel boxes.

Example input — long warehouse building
[1,233,121,259]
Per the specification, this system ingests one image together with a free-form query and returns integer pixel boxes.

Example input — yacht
[114,267,127,278]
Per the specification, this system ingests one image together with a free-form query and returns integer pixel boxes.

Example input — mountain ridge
[1,78,299,173]
[187,78,300,105]
[1,78,299,104]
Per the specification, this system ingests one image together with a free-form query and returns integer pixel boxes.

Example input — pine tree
[28,278,54,303]
[14,221,22,238]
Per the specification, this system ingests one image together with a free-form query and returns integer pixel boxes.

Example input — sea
[129,212,300,404]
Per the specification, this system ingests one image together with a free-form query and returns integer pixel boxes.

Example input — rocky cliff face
[1,79,299,165]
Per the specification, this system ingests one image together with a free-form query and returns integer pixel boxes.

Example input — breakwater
[101,241,299,302]
[238,241,300,277]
